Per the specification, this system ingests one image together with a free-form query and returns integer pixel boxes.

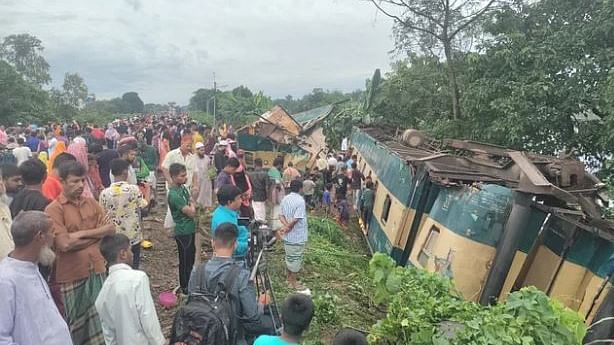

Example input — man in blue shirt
[211,184,249,259]
[25,130,40,153]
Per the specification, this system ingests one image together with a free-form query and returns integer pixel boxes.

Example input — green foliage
[121,92,144,113]
[0,33,51,86]
[367,254,587,345]
[274,88,362,114]
[307,217,346,247]
[189,111,213,127]
[371,57,451,129]
[144,103,170,113]
[84,98,124,116]
[62,73,88,108]
[313,292,340,325]
[0,61,50,124]
[369,0,614,164]
[188,85,272,127]
[268,216,381,344]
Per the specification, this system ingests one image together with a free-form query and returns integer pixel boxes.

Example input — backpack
[169,264,241,345]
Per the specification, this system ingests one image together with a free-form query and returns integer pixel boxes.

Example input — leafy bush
[367,253,587,345]
[313,292,340,325]
[308,217,346,247]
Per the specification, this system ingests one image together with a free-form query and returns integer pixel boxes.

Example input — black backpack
[169,264,241,345]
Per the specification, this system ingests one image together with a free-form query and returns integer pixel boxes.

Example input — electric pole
[213,73,217,130]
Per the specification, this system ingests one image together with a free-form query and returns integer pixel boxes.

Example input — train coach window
[381,194,392,223]
[244,152,254,167]
[418,226,440,267]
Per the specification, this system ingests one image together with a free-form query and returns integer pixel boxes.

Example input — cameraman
[211,185,249,262]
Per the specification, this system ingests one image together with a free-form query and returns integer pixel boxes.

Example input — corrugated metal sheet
[291,104,334,131]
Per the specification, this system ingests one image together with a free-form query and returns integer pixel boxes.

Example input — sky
[1,0,396,105]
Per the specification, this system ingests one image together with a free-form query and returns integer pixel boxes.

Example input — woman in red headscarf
[67,141,93,199]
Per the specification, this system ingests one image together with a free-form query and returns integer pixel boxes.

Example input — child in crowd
[332,329,368,345]
[254,294,315,345]
[322,183,332,216]
[167,163,197,295]
[95,234,165,345]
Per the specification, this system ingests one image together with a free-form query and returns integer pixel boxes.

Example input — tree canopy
[365,0,614,165]
[0,34,51,86]
[121,92,145,113]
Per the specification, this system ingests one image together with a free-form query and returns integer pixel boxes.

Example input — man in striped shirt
[279,179,308,290]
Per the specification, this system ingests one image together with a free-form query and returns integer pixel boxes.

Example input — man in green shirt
[167,163,196,295]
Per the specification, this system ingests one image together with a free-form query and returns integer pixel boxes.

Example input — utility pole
[213,72,217,130]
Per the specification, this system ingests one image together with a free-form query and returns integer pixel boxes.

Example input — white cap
[219,140,228,146]
[195,142,205,149]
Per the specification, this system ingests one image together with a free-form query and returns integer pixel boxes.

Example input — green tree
[368,0,503,120]
[62,72,88,108]
[144,103,170,113]
[82,98,123,116]
[461,0,614,159]
[121,92,144,113]
[0,61,49,123]
[371,57,451,129]
[189,88,215,112]
[0,34,51,86]
[188,86,273,127]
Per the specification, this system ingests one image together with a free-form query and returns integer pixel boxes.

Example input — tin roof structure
[291,104,335,131]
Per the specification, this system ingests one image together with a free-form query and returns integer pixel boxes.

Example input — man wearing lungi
[46,161,115,345]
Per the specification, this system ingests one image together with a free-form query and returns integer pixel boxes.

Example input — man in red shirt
[91,125,105,142]
[42,153,76,201]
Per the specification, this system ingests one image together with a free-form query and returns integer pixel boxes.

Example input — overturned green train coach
[351,126,614,324]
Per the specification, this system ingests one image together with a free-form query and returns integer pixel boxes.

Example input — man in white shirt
[0,211,73,345]
[12,137,32,166]
[95,233,165,345]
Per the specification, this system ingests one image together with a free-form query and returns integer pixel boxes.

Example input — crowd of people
[0,114,371,345]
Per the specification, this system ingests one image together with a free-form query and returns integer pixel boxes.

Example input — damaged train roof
[357,126,614,239]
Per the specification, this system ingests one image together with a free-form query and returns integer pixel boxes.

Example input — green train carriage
[350,126,614,323]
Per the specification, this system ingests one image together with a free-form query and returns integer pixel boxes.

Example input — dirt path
[138,178,212,335]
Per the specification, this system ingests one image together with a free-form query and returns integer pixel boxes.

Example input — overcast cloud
[1,0,395,105]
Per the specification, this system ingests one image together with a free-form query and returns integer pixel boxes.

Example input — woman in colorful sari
[67,141,94,198]
[47,141,67,173]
